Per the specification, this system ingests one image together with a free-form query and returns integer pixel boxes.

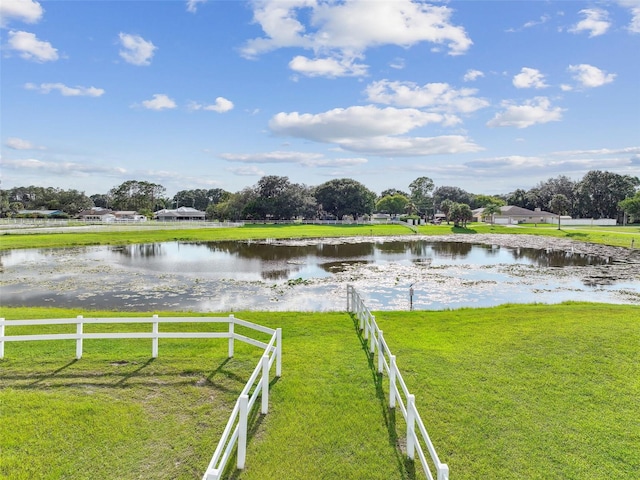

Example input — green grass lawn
[2,222,639,250]
[1,304,638,479]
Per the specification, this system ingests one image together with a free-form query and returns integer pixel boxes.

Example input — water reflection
[101,240,613,282]
[1,239,631,312]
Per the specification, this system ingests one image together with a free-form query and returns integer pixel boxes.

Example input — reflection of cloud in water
[1,236,637,311]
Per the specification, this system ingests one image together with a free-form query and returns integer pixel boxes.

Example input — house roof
[474,206,557,217]
[155,207,205,217]
[500,206,556,217]
[78,209,114,216]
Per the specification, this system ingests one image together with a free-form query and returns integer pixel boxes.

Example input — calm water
[1,240,636,311]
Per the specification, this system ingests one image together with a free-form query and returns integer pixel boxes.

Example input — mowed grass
[375,303,640,479]
[0,224,413,250]
[0,308,413,480]
[1,304,638,479]
[2,222,639,250]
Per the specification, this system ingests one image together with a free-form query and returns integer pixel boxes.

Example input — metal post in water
[409,283,414,311]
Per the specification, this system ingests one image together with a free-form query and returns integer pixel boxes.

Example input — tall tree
[409,176,435,216]
[449,202,473,227]
[549,194,571,230]
[375,194,409,215]
[618,191,640,224]
[471,194,505,209]
[380,188,409,199]
[109,180,166,212]
[433,186,472,210]
[314,178,376,219]
[574,171,639,219]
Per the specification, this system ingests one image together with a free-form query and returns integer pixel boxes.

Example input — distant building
[77,208,147,222]
[78,208,116,222]
[154,206,206,221]
[474,206,557,225]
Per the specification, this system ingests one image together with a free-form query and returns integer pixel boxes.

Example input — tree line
[2,170,639,223]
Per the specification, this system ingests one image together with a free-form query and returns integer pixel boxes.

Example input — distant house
[113,211,147,222]
[77,208,146,222]
[475,205,558,225]
[154,206,206,221]
[78,208,116,222]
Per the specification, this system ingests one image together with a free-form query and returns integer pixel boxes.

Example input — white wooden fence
[347,285,449,480]
[0,315,282,480]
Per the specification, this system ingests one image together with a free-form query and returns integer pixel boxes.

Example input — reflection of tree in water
[509,247,610,267]
[112,243,164,258]
[261,268,291,281]
[430,242,473,259]
[200,241,374,262]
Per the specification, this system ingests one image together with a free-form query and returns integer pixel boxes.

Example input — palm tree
[483,204,502,225]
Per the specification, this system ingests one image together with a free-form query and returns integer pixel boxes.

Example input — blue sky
[1,0,639,198]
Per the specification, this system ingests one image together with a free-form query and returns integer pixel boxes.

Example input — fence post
[438,464,450,480]
[261,355,269,414]
[152,314,159,358]
[228,314,235,358]
[76,315,83,359]
[0,319,4,359]
[370,315,376,354]
[237,394,249,469]
[346,285,351,311]
[378,330,384,373]
[407,394,416,460]
[276,328,282,377]
[389,355,396,408]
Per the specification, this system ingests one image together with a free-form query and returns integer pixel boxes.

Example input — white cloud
[186,0,207,13]
[24,82,105,97]
[1,158,126,176]
[365,80,489,114]
[506,14,551,32]
[289,55,368,77]
[242,0,471,77]
[569,8,611,37]
[336,135,483,156]
[0,0,43,26]
[269,105,448,142]
[5,137,44,150]
[487,97,564,128]
[189,97,234,113]
[512,67,548,89]
[219,151,368,167]
[141,94,177,110]
[523,14,551,29]
[7,30,58,62]
[118,33,156,66]
[390,57,405,70]
[227,166,266,176]
[268,105,481,156]
[463,69,484,82]
[463,148,640,176]
[568,64,616,88]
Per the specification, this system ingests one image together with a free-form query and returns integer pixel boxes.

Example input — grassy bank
[1,304,638,479]
[0,224,412,250]
[1,222,639,250]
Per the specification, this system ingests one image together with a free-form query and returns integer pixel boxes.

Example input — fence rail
[347,285,449,480]
[0,315,282,480]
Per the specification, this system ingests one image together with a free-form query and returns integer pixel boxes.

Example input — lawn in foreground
[0,309,410,480]
[375,303,639,479]
[1,304,638,479]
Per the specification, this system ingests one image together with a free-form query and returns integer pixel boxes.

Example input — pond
[1,235,638,311]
